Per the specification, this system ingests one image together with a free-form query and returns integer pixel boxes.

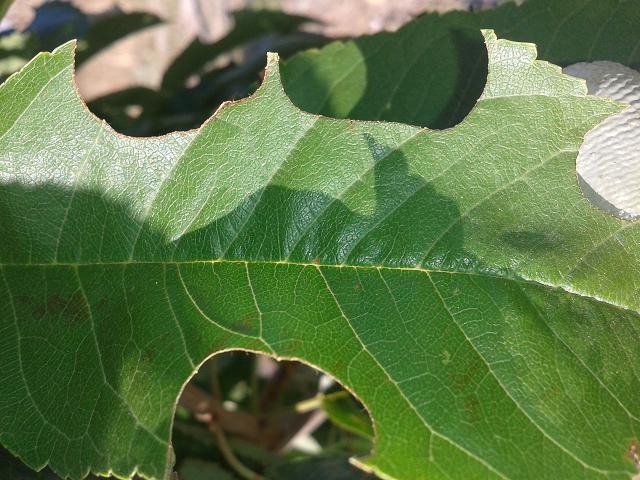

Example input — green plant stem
[207,357,264,479]
[209,420,264,480]
[295,390,349,413]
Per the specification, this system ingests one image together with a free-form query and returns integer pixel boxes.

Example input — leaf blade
[0,31,636,480]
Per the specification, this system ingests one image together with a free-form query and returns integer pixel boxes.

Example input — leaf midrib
[4,256,634,478]
[1,258,635,316]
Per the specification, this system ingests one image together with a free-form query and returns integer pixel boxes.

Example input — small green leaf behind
[281,0,640,128]
[178,458,234,480]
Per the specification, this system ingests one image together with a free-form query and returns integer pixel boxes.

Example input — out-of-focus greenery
[0,3,327,136]
[0,1,160,82]
[170,354,371,480]
[89,9,327,136]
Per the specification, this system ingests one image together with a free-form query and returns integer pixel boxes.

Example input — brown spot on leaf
[96,297,108,311]
[464,395,482,424]
[32,294,64,319]
[333,360,346,372]
[65,291,88,324]
[452,357,484,394]
[15,295,34,306]
[628,440,640,470]
[235,314,256,333]
[142,349,155,362]
[32,292,87,324]
[282,339,303,356]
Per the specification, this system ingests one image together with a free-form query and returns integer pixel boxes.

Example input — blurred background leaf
[320,393,374,440]
[0,1,161,82]
[281,0,640,129]
[265,456,373,480]
[0,0,13,19]
[178,458,235,480]
[89,9,326,136]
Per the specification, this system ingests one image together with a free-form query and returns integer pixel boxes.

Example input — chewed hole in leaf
[173,351,373,479]
[281,28,488,130]
[565,61,640,221]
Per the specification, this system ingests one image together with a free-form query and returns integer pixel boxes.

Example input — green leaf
[281,0,640,128]
[0,31,636,480]
[265,456,371,480]
[177,458,234,480]
[320,392,374,440]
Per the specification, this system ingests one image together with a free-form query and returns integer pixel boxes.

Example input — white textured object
[564,61,640,220]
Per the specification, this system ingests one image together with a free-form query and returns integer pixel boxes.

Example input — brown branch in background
[179,383,259,440]
[179,383,265,480]
[258,362,294,413]
[178,358,321,476]
[180,382,314,450]
[260,408,314,451]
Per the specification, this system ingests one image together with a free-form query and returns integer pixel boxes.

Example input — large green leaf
[0,31,637,480]
[0,4,162,84]
[281,0,640,128]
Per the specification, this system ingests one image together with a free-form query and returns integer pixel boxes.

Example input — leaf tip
[479,28,497,43]
[251,50,292,105]
[51,39,78,59]
[263,51,282,87]
[266,51,280,66]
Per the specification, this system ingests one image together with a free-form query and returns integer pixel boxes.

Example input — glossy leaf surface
[0,31,637,480]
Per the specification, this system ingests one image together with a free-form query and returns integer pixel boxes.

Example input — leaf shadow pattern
[2,122,639,480]
[170,134,467,267]
[281,0,640,130]
[2,26,640,480]
[0,145,479,480]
